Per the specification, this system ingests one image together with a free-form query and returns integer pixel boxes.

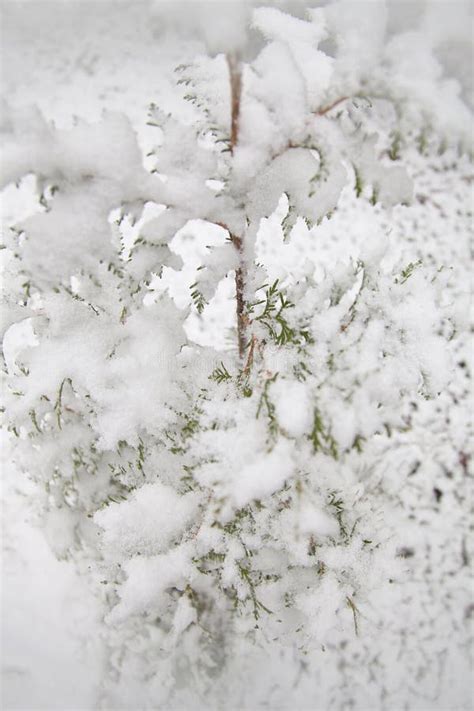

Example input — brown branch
[243,334,257,376]
[226,53,247,359]
[227,53,242,155]
[231,234,247,359]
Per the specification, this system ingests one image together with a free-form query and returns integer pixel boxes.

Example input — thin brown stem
[243,334,257,376]
[227,53,242,155]
[231,234,247,359]
[226,53,247,359]
[316,96,349,116]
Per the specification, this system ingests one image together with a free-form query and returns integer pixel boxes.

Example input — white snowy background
[1,1,472,710]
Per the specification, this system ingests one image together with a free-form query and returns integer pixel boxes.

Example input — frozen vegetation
[1,1,472,710]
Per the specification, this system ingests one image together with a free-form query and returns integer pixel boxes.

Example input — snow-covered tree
[1,3,469,707]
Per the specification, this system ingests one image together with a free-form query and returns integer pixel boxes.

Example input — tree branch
[227,53,242,155]
[227,53,247,359]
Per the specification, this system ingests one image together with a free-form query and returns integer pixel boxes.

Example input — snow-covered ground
[2,458,104,709]
[1,2,472,710]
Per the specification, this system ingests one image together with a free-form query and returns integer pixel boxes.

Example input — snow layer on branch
[94,482,201,560]
[298,503,339,539]
[108,542,194,623]
[252,7,333,111]
[237,42,307,174]
[90,302,186,449]
[270,379,313,438]
[2,109,165,282]
[154,112,217,181]
[193,417,296,514]
[1,107,153,192]
[247,147,346,224]
[192,242,239,301]
[20,184,116,282]
[6,294,186,449]
[233,439,295,509]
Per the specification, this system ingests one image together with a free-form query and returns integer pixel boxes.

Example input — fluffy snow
[109,543,194,623]
[94,482,201,560]
[231,439,295,508]
[270,378,313,437]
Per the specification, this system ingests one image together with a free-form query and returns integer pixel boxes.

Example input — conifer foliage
[1,3,469,706]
